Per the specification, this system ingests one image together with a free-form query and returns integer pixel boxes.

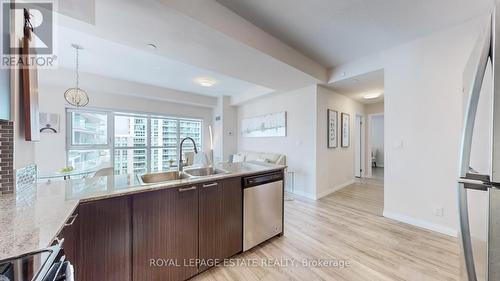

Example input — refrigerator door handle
[458,183,477,281]
[457,15,491,281]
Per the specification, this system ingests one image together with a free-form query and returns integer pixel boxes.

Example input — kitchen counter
[0,162,285,260]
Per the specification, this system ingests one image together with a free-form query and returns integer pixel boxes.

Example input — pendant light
[64,44,89,107]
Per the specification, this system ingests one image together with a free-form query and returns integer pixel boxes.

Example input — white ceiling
[327,69,384,104]
[217,0,493,67]
[50,0,321,103]
[56,26,273,98]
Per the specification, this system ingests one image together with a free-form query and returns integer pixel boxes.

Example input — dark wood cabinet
[220,177,243,257]
[57,174,250,281]
[132,185,199,281]
[76,197,132,281]
[59,209,79,262]
[199,177,242,272]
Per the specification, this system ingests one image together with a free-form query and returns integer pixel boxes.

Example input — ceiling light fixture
[194,77,217,87]
[64,44,89,107]
[363,92,382,99]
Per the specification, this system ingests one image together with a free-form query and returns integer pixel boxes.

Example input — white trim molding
[383,210,458,237]
[289,179,355,200]
[316,180,355,200]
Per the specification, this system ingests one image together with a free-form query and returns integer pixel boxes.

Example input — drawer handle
[64,214,78,227]
[54,237,65,247]
[179,186,197,192]
[202,182,218,188]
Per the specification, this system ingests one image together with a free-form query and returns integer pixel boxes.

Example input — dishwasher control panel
[242,171,284,188]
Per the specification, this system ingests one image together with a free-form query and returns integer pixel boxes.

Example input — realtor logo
[1,0,57,68]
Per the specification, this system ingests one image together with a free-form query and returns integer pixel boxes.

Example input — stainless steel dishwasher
[243,171,284,251]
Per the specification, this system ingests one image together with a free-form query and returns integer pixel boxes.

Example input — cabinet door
[221,177,243,258]
[58,208,79,269]
[199,178,242,272]
[198,181,223,272]
[133,186,199,281]
[77,197,132,281]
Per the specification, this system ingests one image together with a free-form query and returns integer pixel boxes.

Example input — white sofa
[230,151,286,165]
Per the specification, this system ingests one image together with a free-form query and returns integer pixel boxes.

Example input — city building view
[67,110,202,175]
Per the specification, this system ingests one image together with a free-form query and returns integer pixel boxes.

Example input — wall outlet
[434,207,444,217]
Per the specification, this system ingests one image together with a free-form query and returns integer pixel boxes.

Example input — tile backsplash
[0,121,14,194]
[15,164,37,192]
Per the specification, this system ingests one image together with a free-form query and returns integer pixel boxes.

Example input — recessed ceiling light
[194,77,217,87]
[363,92,382,99]
[146,43,157,49]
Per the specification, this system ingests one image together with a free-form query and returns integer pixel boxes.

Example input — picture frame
[241,111,287,138]
[341,113,350,148]
[327,109,337,148]
[39,113,60,133]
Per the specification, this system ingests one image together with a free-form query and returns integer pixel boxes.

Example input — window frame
[66,107,203,174]
[66,108,113,150]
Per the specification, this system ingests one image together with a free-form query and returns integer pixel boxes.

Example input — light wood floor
[193,182,460,281]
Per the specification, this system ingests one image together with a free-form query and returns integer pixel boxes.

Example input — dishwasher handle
[243,171,283,188]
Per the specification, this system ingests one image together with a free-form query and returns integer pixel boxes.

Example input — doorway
[367,114,384,181]
[355,114,364,178]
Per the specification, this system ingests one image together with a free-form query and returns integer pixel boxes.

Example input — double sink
[138,167,227,185]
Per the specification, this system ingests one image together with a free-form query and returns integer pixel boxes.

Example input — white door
[355,115,362,178]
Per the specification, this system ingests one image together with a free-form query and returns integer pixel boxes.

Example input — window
[67,110,111,171]
[70,111,108,145]
[114,115,148,175]
[67,109,203,175]
[67,149,111,171]
[150,118,178,172]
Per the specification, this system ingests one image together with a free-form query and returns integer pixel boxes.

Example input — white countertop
[0,162,285,260]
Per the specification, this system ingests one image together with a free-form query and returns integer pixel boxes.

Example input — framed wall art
[327,109,337,148]
[341,113,350,148]
[241,111,287,138]
[39,113,60,133]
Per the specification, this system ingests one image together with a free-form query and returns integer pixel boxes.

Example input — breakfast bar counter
[0,162,285,261]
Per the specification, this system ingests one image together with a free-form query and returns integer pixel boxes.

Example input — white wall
[330,17,487,236]
[316,86,364,198]
[213,96,237,163]
[364,102,384,115]
[370,115,384,167]
[237,85,318,198]
[35,73,214,175]
[383,20,481,236]
[236,85,365,199]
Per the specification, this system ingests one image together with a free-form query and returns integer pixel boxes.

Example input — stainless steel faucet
[178,137,198,172]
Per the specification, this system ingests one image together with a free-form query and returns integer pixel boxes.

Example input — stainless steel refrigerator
[459,5,500,281]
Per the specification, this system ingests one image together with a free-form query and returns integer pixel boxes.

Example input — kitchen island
[0,162,285,281]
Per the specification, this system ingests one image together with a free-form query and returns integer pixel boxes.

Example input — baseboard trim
[289,190,316,200]
[383,210,458,237]
[316,179,355,200]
